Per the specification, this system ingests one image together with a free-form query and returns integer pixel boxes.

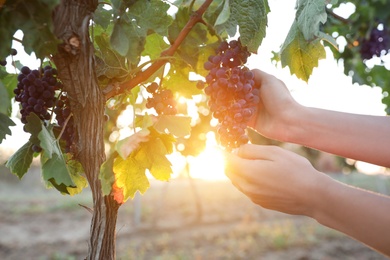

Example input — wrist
[280,103,309,144]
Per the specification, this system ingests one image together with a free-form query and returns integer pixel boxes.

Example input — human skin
[224,69,390,256]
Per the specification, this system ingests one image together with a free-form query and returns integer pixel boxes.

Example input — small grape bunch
[145,82,177,115]
[201,39,259,150]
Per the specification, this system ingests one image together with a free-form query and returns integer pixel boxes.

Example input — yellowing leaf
[113,156,150,202]
[134,137,173,181]
[280,22,326,82]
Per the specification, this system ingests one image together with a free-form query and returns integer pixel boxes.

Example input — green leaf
[24,113,43,144]
[99,152,117,196]
[217,0,269,52]
[142,33,170,60]
[164,60,203,98]
[215,0,230,26]
[94,4,113,30]
[154,115,191,137]
[295,0,328,41]
[280,22,326,82]
[0,112,15,144]
[0,74,17,116]
[126,0,173,36]
[38,124,62,159]
[95,33,128,79]
[113,156,150,201]
[41,153,76,194]
[110,19,130,56]
[5,141,34,179]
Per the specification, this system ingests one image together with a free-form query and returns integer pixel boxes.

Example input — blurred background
[1,0,390,259]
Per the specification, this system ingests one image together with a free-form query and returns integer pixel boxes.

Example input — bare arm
[224,144,390,256]
[251,69,390,167]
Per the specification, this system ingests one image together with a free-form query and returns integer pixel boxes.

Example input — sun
[187,132,228,181]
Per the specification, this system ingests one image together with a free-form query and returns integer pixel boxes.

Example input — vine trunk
[52,0,120,259]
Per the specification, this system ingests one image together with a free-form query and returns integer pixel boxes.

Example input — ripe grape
[202,39,259,150]
[146,83,177,115]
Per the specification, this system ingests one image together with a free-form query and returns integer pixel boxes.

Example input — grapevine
[201,39,259,150]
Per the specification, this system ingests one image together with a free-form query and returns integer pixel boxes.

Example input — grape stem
[103,0,214,100]
[326,9,349,24]
[56,113,73,142]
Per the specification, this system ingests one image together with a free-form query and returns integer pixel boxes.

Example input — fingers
[237,144,280,160]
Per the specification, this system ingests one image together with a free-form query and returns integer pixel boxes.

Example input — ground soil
[0,167,388,260]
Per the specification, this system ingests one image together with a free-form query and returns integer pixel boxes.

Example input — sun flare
[188,132,228,181]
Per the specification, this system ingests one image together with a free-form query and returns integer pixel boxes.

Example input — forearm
[286,106,390,167]
[311,176,390,256]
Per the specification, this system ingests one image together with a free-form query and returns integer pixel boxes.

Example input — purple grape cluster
[14,65,75,153]
[14,66,59,124]
[360,26,390,60]
[201,39,259,150]
[54,93,74,153]
[145,82,177,115]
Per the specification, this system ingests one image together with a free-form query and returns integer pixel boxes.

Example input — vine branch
[103,0,214,100]
[326,9,349,24]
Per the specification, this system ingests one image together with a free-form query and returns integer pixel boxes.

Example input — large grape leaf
[113,156,150,202]
[0,112,15,144]
[280,22,326,82]
[5,141,34,179]
[41,153,76,195]
[110,128,175,202]
[216,0,269,53]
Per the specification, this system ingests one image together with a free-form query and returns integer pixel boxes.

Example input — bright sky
[1,1,388,177]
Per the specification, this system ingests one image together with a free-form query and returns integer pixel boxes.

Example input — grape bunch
[14,65,75,153]
[145,82,177,115]
[360,25,390,60]
[14,65,59,124]
[201,39,259,150]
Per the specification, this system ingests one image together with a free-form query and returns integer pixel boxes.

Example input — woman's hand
[224,144,330,216]
[250,69,302,142]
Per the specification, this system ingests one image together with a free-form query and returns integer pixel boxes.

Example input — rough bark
[52,0,120,259]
